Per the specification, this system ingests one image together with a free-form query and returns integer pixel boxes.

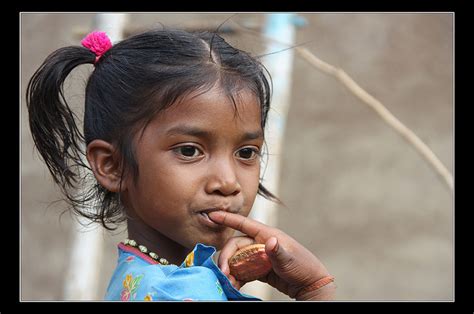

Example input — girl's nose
[205,158,242,196]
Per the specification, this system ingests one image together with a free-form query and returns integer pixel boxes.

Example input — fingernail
[267,237,278,253]
[208,211,224,221]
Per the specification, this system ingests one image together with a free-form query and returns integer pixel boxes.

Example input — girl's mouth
[197,209,226,230]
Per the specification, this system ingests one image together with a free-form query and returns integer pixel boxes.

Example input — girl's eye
[174,145,202,158]
[236,147,260,160]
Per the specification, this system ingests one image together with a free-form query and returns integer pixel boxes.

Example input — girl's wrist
[295,276,336,301]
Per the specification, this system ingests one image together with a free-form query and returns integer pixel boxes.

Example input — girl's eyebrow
[165,125,263,141]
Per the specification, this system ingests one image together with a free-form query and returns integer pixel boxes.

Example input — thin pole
[62,13,128,300]
[240,13,296,301]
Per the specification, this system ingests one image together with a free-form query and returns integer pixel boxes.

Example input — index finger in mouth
[208,211,274,241]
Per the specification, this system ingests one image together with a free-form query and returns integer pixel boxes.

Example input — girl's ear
[86,139,125,193]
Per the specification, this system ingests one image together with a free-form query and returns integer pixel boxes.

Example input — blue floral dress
[104,242,261,301]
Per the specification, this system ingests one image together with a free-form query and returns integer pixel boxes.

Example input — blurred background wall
[20,13,453,301]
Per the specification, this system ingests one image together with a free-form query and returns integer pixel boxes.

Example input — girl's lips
[197,210,226,230]
[196,207,237,229]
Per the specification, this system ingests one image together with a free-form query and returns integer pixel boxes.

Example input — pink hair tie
[81,31,112,64]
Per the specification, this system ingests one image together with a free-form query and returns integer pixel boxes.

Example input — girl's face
[122,86,264,251]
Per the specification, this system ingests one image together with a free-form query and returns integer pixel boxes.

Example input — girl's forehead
[157,86,262,125]
[140,86,263,143]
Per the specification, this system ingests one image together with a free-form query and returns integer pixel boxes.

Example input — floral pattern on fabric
[184,251,194,267]
[105,243,261,301]
[216,280,223,295]
[120,273,144,301]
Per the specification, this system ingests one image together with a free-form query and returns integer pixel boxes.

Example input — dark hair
[26,28,280,230]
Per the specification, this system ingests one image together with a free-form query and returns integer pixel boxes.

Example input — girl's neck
[126,218,190,265]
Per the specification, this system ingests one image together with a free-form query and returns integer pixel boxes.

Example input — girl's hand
[208,211,336,300]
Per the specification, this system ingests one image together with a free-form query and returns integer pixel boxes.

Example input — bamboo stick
[296,47,453,193]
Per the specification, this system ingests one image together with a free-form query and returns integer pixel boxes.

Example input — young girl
[26,28,335,301]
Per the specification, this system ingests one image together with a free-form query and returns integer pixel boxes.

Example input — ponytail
[26,46,95,190]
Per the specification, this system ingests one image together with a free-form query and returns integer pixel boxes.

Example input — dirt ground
[20,13,453,301]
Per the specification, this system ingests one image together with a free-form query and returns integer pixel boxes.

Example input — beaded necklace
[122,239,175,266]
